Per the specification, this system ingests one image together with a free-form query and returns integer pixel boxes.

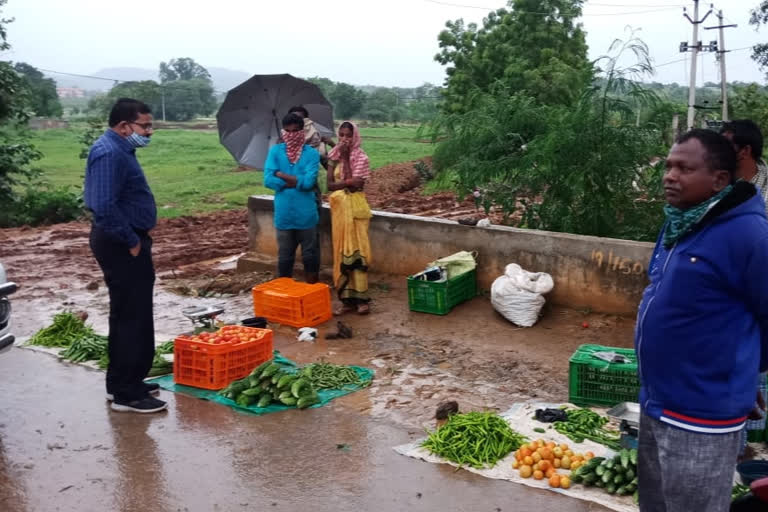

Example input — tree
[364,88,400,123]
[156,58,216,121]
[435,0,591,113]
[330,82,366,119]
[159,57,211,83]
[731,83,768,135]
[13,62,62,117]
[162,78,217,121]
[430,34,666,241]
[0,0,45,225]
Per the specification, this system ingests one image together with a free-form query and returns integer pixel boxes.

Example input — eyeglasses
[131,122,154,131]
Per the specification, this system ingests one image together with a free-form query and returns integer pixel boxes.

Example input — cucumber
[616,485,628,496]
[241,387,261,397]
[279,396,297,406]
[277,374,297,390]
[279,391,293,400]
[595,479,606,489]
[250,360,273,378]
[595,465,606,477]
[583,473,598,485]
[602,471,613,485]
[606,484,617,495]
[605,459,615,470]
[297,395,319,409]
[257,394,272,408]
[620,449,630,469]
[291,378,311,399]
[262,363,281,378]
[614,474,624,486]
[629,449,638,466]
[625,468,636,480]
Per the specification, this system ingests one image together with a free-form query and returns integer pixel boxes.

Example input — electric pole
[680,1,714,130]
[161,86,166,122]
[705,10,738,122]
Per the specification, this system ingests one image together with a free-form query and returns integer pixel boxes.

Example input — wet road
[0,349,610,512]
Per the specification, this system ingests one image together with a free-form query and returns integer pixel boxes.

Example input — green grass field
[31,125,434,218]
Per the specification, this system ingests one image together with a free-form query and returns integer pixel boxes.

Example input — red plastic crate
[252,278,332,327]
[173,325,273,390]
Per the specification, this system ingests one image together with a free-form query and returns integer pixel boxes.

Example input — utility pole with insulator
[680,1,714,130]
[705,10,737,122]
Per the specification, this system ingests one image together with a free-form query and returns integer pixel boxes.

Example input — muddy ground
[1,161,638,511]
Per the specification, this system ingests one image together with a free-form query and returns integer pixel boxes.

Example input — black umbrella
[216,74,334,169]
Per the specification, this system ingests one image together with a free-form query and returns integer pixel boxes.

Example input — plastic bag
[491,264,554,327]
[429,251,477,279]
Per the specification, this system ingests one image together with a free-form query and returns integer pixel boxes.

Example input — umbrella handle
[273,110,282,142]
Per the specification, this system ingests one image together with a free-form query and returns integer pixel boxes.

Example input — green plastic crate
[407,269,477,315]
[568,344,640,407]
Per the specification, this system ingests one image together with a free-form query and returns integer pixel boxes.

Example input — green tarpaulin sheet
[147,351,374,416]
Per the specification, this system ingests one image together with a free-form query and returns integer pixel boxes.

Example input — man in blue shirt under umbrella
[84,98,166,414]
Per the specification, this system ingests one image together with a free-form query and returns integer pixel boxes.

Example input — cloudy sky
[3,0,767,88]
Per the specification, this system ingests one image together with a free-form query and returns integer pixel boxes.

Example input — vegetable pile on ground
[99,341,174,375]
[27,312,93,347]
[513,439,595,489]
[298,362,369,390]
[26,311,173,375]
[60,333,108,363]
[553,407,621,451]
[218,359,320,409]
[422,412,527,469]
[571,448,638,502]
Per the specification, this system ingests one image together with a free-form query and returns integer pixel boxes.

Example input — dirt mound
[0,209,248,299]
[362,158,507,224]
[365,158,426,201]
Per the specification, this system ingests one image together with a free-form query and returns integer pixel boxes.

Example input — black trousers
[90,227,156,402]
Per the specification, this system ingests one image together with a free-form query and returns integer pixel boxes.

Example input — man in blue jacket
[636,129,768,511]
[263,113,321,283]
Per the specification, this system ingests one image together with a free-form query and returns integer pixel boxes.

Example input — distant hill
[47,66,252,94]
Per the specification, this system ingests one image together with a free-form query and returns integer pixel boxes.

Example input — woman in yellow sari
[327,121,372,315]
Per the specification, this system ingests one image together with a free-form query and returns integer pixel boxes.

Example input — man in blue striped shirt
[84,98,166,414]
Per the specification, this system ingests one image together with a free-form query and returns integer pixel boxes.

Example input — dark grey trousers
[277,227,319,278]
[638,413,740,512]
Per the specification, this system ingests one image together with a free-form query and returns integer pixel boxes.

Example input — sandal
[334,304,355,316]
[356,303,370,315]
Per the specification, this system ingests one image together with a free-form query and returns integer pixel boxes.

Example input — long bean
[422,412,527,469]
[298,362,369,389]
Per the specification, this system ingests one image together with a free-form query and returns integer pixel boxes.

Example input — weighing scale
[607,402,640,450]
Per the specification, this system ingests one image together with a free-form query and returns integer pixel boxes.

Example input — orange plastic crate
[252,278,332,327]
[173,325,273,390]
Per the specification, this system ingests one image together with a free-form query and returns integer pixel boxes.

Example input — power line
[421,0,682,15]
[39,68,228,94]
[655,45,754,68]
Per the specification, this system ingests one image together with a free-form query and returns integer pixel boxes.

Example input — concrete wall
[239,195,655,314]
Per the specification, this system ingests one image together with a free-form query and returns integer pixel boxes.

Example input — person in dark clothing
[636,130,768,511]
[84,98,166,414]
